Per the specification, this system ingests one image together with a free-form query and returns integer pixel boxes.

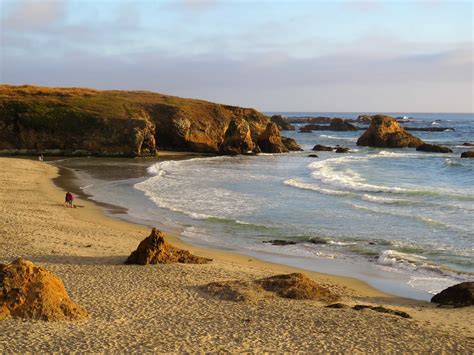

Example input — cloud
[1,43,472,112]
[2,0,65,29]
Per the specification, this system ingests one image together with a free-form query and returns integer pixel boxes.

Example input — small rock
[461,151,474,158]
[416,143,453,153]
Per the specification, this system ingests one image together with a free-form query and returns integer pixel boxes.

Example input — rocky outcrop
[125,228,211,265]
[0,258,88,321]
[202,273,339,303]
[299,119,358,132]
[461,151,474,158]
[256,122,289,153]
[312,144,334,151]
[462,142,474,146]
[356,115,372,124]
[0,85,290,156]
[356,115,424,148]
[416,143,453,153]
[218,119,256,155]
[269,115,295,131]
[431,282,474,307]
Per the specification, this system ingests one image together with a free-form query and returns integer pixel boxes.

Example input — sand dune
[0,158,472,352]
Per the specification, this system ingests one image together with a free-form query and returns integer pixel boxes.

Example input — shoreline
[1,156,472,352]
[50,155,391,300]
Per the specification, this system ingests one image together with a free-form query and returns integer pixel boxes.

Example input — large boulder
[270,115,295,131]
[461,151,474,158]
[416,143,453,153]
[125,228,211,265]
[356,115,424,148]
[257,122,289,153]
[218,118,256,155]
[0,258,88,321]
[431,282,474,307]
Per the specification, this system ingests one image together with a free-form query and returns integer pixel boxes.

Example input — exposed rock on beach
[125,228,212,265]
[0,258,88,321]
[431,282,474,307]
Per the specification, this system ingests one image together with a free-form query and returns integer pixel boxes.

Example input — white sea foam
[319,134,357,142]
[283,179,350,196]
[308,157,410,193]
[361,194,412,204]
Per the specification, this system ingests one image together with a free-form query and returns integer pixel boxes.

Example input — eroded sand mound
[255,273,339,301]
[202,273,339,303]
[125,228,212,265]
[0,258,88,321]
[203,280,270,302]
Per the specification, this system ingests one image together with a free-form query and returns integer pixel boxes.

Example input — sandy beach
[0,157,472,353]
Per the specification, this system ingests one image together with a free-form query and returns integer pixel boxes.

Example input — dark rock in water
[257,122,289,153]
[219,118,256,155]
[405,127,454,132]
[335,147,350,153]
[431,282,474,307]
[461,151,474,158]
[356,115,372,124]
[416,143,453,153]
[299,125,315,133]
[307,154,319,158]
[281,136,303,151]
[286,116,332,124]
[329,118,358,131]
[462,142,474,146]
[352,305,411,318]
[312,144,334,151]
[357,115,424,148]
[125,228,212,265]
[255,273,339,302]
[299,119,358,132]
[308,237,328,244]
[263,239,297,246]
[270,115,295,131]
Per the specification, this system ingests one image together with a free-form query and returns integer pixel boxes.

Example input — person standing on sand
[38,155,44,162]
[65,192,74,208]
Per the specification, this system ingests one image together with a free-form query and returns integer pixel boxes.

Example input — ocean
[54,112,474,300]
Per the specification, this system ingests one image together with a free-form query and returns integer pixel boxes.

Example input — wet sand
[0,157,472,352]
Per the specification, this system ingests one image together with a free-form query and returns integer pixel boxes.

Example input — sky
[0,0,473,112]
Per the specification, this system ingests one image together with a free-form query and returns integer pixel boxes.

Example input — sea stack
[356,115,424,148]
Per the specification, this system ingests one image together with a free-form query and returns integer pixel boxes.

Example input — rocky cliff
[0,85,300,156]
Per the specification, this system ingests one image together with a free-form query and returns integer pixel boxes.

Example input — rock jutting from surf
[356,114,424,148]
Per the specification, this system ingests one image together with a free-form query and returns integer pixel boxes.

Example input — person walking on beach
[38,155,44,162]
[65,192,74,208]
